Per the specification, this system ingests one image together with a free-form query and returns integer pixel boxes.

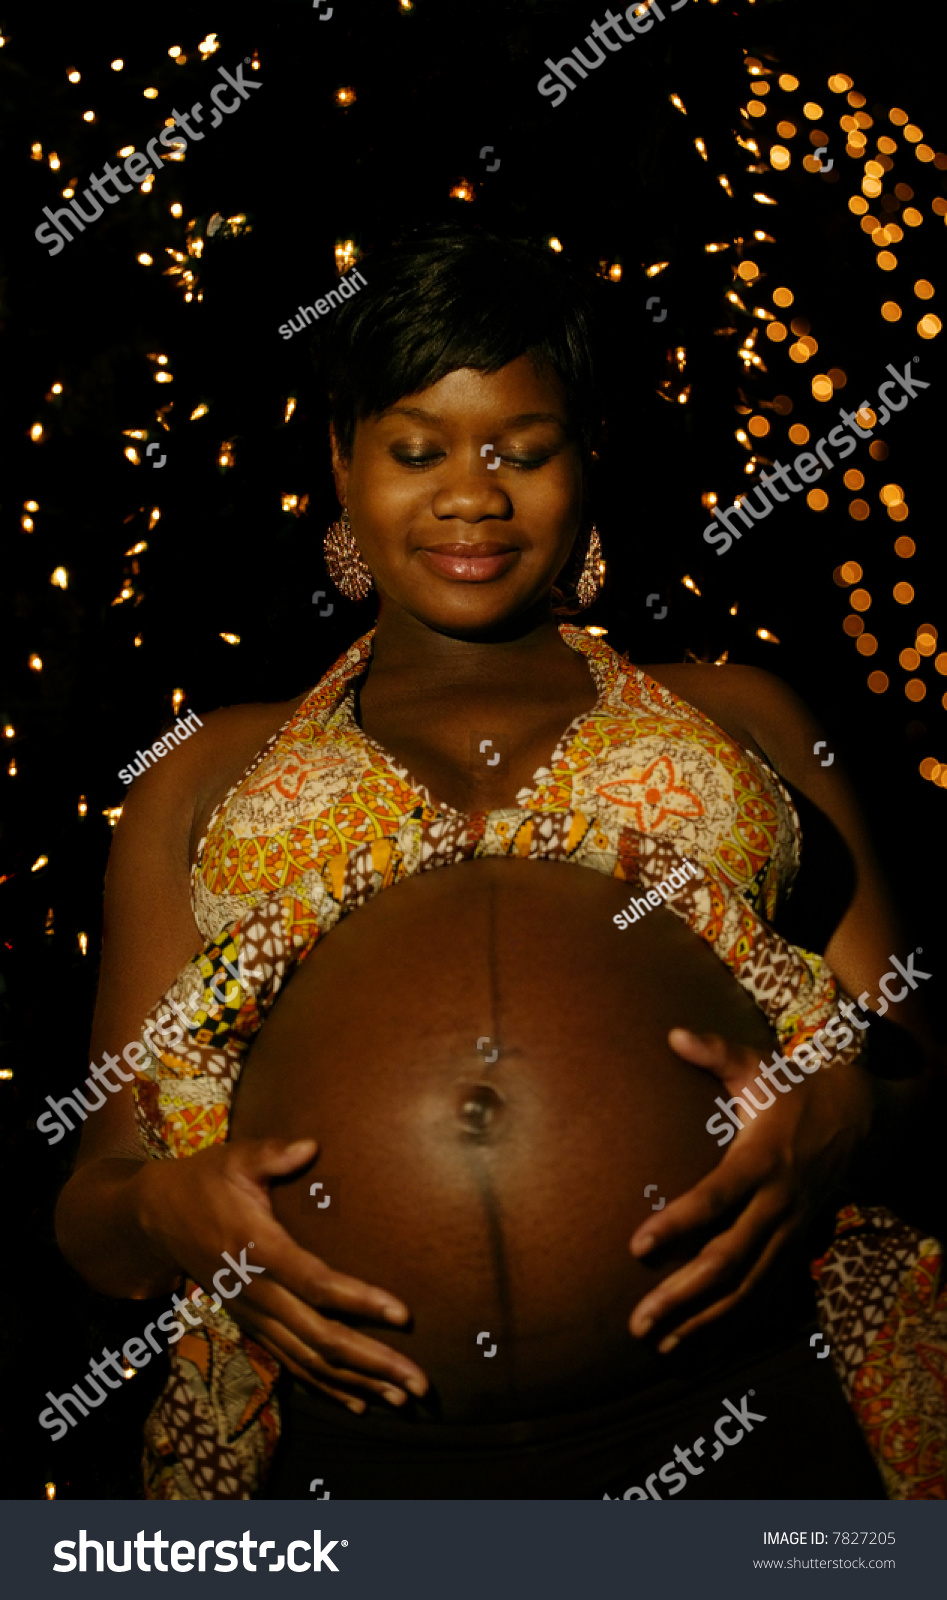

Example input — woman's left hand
[628,1027,874,1350]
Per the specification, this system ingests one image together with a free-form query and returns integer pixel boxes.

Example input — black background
[1,0,944,1498]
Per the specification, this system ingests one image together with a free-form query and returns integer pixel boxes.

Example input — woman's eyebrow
[378,406,567,428]
[494,412,567,429]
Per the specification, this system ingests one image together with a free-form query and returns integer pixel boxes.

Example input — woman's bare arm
[735,664,937,1059]
[55,696,314,1293]
[628,664,942,1345]
[53,703,429,1404]
[54,707,256,1295]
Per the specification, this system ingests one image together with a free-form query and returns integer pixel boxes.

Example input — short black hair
[314,221,604,471]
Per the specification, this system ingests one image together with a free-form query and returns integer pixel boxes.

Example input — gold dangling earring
[575,525,603,610]
[324,507,374,601]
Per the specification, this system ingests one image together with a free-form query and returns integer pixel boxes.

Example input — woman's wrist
[847,1066,931,1199]
[861,1021,935,1147]
[126,1157,189,1297]
[825,1057,874,1187]
[54,1155,185,1300]
[833,1014,933,1178]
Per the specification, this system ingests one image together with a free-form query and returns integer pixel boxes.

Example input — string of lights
[2,4,941,984]
[3,5,942,910]
[1,4,944,1499]
[443,32,945,794]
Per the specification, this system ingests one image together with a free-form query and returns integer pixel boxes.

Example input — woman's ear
[550,525,588,617]
[328,421,349,503]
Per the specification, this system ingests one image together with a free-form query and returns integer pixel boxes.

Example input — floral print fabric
[132,627,944,1499]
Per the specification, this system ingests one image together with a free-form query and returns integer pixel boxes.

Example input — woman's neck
[365,601,577,694]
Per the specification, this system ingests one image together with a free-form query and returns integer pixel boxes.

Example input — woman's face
[330,354,586,635]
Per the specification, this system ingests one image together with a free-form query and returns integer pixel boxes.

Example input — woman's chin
[390,585,558,641]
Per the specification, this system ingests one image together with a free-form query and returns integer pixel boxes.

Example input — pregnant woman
[55,223,943,1501]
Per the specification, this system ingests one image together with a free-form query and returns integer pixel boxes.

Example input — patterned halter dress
[129,625,947,1500]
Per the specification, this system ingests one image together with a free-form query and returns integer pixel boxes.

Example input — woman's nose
[430,447,513,520]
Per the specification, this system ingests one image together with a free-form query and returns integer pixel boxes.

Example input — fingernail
[382,1387,407,1407]
[658,1333,680,1354]
[632,1234,656,1256]
[404,1376,427,1398]
[383,1304,408,1324]
[634,1315,653,1337]
[346,1397,366,1414]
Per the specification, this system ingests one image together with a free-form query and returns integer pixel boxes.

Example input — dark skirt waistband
[262,1323,885,1500]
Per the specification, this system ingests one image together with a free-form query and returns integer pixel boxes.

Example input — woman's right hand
[134,1136,429,1413]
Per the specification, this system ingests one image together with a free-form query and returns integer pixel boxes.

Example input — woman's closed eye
[390,449,553,471]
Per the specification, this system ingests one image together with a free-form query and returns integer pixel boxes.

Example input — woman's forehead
[372,358,570,424]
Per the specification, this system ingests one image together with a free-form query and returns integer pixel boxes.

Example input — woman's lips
[419,543,519,582]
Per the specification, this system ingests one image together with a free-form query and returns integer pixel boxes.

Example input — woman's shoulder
[115,692,312,870]
[634,660,812,768]
[637,658,788,707]
[188,694,316,859]
[116,630,374,871]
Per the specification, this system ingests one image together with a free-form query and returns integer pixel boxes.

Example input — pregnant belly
[230,857,778,1421]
